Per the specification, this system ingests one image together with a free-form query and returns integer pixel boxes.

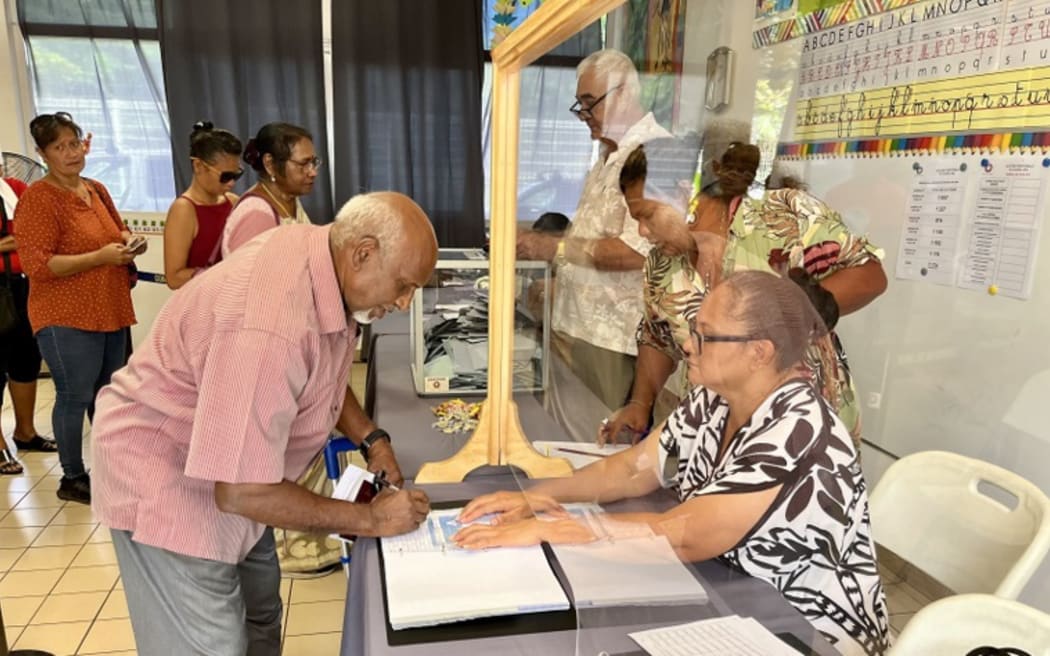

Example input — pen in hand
[374,470,401,493]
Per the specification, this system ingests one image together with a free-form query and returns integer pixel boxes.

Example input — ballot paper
[553,534,709,608]
[381,507,572,629]
[629,615,802,656]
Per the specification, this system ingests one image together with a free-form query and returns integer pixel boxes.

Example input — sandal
[1,448,24,475]
[13,435,59,453]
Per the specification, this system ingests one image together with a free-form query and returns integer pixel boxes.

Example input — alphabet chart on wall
[798,0,1005,100]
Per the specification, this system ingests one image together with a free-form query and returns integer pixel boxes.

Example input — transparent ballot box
[410,248,550,396]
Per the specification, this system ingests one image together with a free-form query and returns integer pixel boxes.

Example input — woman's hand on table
[452,517,595,550]
[457,490,567,525]
[598,402,649,446]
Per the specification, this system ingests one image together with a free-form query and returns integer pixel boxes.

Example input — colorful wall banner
[753,0,924,48]
[776,129,1050,158]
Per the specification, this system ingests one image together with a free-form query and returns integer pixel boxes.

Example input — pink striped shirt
[92,224,357,563]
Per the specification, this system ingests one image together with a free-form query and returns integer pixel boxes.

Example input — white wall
[679,0,760,133]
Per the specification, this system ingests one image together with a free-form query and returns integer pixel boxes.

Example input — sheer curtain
[479,9,603,222]
[154,0,333,221]
[330,0,486,248]
[17,0,173,212]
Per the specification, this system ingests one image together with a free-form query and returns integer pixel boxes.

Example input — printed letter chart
[958,157,1049,300]
[897,158,971,287]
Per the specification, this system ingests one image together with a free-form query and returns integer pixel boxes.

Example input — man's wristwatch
[359,428,391,460]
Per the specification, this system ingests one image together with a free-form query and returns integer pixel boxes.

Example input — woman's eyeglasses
[688,324,756,354]
[195,158,244,183]
[570,85,623,121]
[287,156,322,173]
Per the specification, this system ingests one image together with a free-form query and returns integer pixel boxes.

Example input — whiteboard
[790,155,1050,495]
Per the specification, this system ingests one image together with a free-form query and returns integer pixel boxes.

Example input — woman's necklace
[48,174,89,204]
[259,181,294,218]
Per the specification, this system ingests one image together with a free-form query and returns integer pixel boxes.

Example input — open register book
[380,503,708,631]
[380,506,571,630]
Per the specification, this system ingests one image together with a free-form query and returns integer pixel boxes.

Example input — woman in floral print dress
[600,142,887,448]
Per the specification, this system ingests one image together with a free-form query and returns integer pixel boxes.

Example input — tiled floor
[1,376,356,655]
[879,555,938,639]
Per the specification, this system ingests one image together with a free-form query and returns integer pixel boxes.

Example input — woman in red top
[0,173,54,475]
[163,121,243,289]
[14,112,142,504]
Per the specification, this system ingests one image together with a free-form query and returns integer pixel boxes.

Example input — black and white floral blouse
[658,379,890,655]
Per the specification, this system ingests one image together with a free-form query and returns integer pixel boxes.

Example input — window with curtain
[17,0,173,212]
[480,1,604,223]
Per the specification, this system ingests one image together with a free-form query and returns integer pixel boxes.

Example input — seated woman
[455,270,890,656]
[162,121,243,289]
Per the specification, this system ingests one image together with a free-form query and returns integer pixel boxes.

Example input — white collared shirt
[551,112,671,355]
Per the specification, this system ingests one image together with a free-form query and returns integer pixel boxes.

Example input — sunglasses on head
[195,158,244,183]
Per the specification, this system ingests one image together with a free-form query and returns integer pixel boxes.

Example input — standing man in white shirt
[517,49,671,431]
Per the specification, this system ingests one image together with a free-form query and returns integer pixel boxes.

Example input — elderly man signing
[91,192,437,656]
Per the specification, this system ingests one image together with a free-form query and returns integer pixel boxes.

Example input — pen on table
[551,446,611,459]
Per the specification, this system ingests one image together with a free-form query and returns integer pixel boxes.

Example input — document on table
[380,507,571,630]
[629,615,802,656]
[531,440,630,469]
[553,534,708,608]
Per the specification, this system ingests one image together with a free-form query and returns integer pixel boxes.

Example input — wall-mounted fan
[2,152,46,184]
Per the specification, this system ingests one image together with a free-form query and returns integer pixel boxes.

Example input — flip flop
[13,435,58,453]
[1,448,24,475]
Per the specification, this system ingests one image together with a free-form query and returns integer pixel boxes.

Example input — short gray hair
[330,193,406,259]
[577,49,641,101]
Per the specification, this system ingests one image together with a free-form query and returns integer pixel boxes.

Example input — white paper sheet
[630,615,801,656]
[531,440,630,469]
[896,158,971,287]
[553,535,708,608]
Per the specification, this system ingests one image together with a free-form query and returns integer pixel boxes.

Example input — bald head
[331,191,437,260]
[329,191,438,321]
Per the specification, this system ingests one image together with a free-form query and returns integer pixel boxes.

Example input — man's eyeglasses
[287,156,322,173]
[688,324,756,354]
[195,158,244,184]
[570,85,623,121]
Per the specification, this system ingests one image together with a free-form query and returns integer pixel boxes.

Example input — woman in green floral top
[599,142,887,446]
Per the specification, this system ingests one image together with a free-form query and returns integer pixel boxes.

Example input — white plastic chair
[890,594,1050,656]
[870,450,1050,599]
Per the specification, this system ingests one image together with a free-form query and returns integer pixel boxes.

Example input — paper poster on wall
[957,156,1049,300]
[796,0,1004,100]
[896,158,971,286]
[1001,0,1050,70]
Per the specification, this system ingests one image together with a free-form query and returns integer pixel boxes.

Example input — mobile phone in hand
[126,236,147,255]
